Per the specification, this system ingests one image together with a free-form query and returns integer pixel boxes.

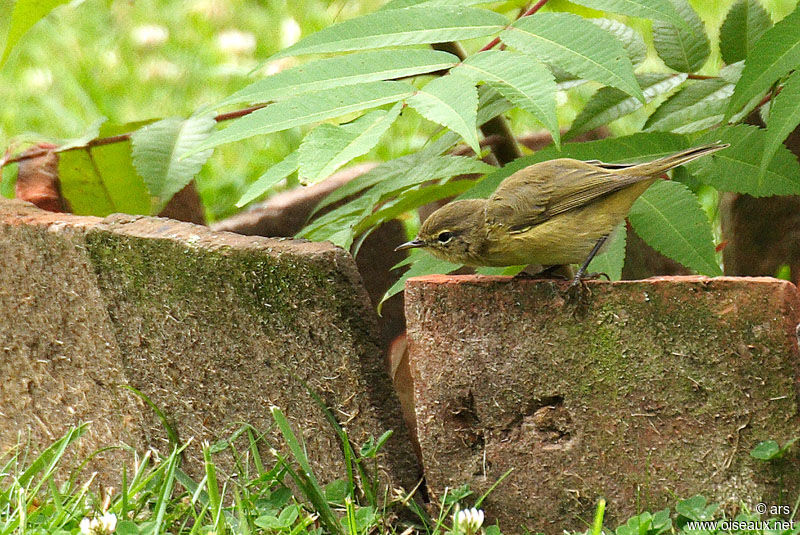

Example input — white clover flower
[79,512,117,535]
[131,24,169,48]
[216,29,256,56]
[454,507,485,535]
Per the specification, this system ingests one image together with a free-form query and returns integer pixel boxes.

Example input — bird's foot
[564,272,610,310]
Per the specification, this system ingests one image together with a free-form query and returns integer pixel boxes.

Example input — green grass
[2,416,798,535]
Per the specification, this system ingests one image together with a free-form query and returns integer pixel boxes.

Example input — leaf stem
[479,0,550,52]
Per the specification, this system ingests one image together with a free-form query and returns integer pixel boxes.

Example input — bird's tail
[624,142,729,177]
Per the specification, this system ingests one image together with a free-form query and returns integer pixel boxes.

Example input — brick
[0,198,419,489]
[406,275,800,533]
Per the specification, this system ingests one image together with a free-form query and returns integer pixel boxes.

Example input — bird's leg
[569,236,608,289]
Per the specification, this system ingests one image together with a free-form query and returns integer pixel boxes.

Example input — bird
[395,142,728,286]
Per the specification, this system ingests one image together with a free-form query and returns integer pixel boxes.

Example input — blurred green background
[1,0,796,223]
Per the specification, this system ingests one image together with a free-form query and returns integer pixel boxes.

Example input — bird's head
[394,199,486,264]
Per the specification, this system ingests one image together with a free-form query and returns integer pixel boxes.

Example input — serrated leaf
[355,179,477,235]
[236,152,299,207]
[368,154,493,199]
[59,143,151,217]
[501,13,644,102]
[720,0,773,65]
[726,5,800,120]
[298,104,402,185]
[567,73,686,140]
[652,0,710,72]
[587,223,626,281]
[689,124,800,196]
[131,115,215,208]
[644,78,734,133]
[310,132,462,217]
[590,18,647,67]
[300,155,493,240]
[455,50,559,147]
[568,0,688,30]
[218,50,459,109]
[200,81,414,151]
[628,180,721,276]
[408,74,480,154]
[271,6,508,59]
[760,70,800,180]
[379,251,461,312]
[1,0,69,67]
[477,85,514,125]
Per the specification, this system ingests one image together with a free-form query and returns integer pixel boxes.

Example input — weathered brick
[0,198,419,489]
[406,274,800,533]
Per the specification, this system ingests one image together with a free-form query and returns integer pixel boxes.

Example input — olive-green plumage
[396,143,728,269]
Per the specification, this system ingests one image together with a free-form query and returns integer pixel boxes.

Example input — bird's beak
[395,239,425,252]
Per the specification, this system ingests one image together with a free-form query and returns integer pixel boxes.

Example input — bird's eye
[437,231,454,243]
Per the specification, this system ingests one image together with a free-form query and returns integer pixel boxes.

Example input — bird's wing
[486,158,650,232]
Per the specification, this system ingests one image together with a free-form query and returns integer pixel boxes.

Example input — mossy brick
[405,274,800,534]
[0,198,419,490]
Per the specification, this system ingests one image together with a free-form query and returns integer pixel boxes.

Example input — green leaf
[310,133,462,217]
[271,6,508,59]
[354,179,478,235]
[366,154,493,200]
[300,155,493,243]
[750,437,798,460]
[1,0,70,67]
[379,251,461,312]
[587,223,626,281]
[236,152,299,207]
[644,78,734,133]
[408,74,480,154]
[726,5,800,120]
[477,85,515,125]
[568,0,689,30]
[628,180,721,275]
[750,440,781,460]
[720,0,773,65]
[567,73,686,140]
[131,115,215,208]
[590,18,648,67]
[652,0,710,73]
[455,50,559,148]
[218,50,459,108]
[59,143,152,217]
[298,103,402,185]
[0,162,16,199]
[675,495,718,521]
[616,512,653,535]
[501,13,644,102]
[200,81,414,151]
[689,124,800,196]
[760,70,800,180]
